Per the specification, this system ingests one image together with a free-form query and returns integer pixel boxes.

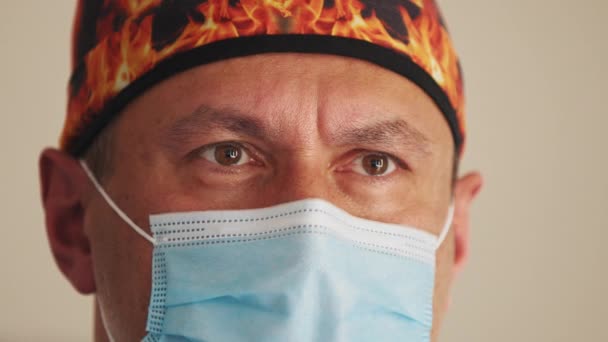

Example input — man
[39,1,482,341]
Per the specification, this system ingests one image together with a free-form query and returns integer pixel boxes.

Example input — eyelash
[192,142,409,176]
[193,141,262,170]
[347,150,409,177]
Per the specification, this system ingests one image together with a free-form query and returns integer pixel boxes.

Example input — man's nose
[270,154,335,204]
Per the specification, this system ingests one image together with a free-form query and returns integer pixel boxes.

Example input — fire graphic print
[62,0,465,155]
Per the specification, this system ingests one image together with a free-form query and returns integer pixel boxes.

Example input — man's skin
[39,53,482,341]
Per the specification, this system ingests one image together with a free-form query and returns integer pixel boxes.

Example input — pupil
[225,148,238,159]
[363,154,388,175]
[371,158,383,169]
[215,144,241,165]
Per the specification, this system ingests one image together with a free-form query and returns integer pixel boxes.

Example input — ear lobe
[451,171,483,277]
[39,148,96,294]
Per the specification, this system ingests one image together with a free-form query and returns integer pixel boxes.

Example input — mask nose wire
[435,202,455,250]
[79,160,157,245]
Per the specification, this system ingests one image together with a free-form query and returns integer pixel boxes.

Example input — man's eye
[199,143,252,166]
[352,153,397,176]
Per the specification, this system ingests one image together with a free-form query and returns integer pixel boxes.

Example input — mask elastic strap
[435,203,455,250]
[80,160,157,245]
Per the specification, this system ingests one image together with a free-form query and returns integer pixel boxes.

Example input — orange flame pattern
[62,0,464,153]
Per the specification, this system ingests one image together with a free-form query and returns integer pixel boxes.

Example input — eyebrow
[332,119,431,156]
[162,105,267,153]
[163,105,430,156]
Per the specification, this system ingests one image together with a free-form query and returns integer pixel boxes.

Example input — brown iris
[214,143,242,166]
[362,154,389,176]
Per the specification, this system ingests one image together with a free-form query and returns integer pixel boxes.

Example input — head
[40,1,482,341]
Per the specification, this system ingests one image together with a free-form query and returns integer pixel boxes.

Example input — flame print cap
[63,0,465,156]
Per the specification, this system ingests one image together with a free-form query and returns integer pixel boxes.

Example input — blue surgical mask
[81,161,453,342]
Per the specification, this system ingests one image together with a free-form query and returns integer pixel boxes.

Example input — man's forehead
[118,54,448,153]
[145,53,440,115]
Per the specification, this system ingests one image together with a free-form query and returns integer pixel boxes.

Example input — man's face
[41,53,481,341]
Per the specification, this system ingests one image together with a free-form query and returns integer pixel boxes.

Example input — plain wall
[1,1,606,341]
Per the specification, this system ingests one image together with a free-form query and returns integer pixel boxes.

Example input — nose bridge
[285,173,328,202]
[263,76,332,203]
[272,148,332,203]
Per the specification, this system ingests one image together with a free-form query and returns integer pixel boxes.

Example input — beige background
[1,1,606,341]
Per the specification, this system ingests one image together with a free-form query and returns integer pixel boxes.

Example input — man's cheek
[430,233,456,336]
[89,220,152,340]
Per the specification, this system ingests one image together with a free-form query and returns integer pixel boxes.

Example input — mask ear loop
[80,160,157,245]
[435,203,455,250]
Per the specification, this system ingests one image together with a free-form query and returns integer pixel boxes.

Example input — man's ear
[39,148,95,294]
[451,171,483,277]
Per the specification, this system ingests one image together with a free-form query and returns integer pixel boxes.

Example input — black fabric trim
[67,34,462,156]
